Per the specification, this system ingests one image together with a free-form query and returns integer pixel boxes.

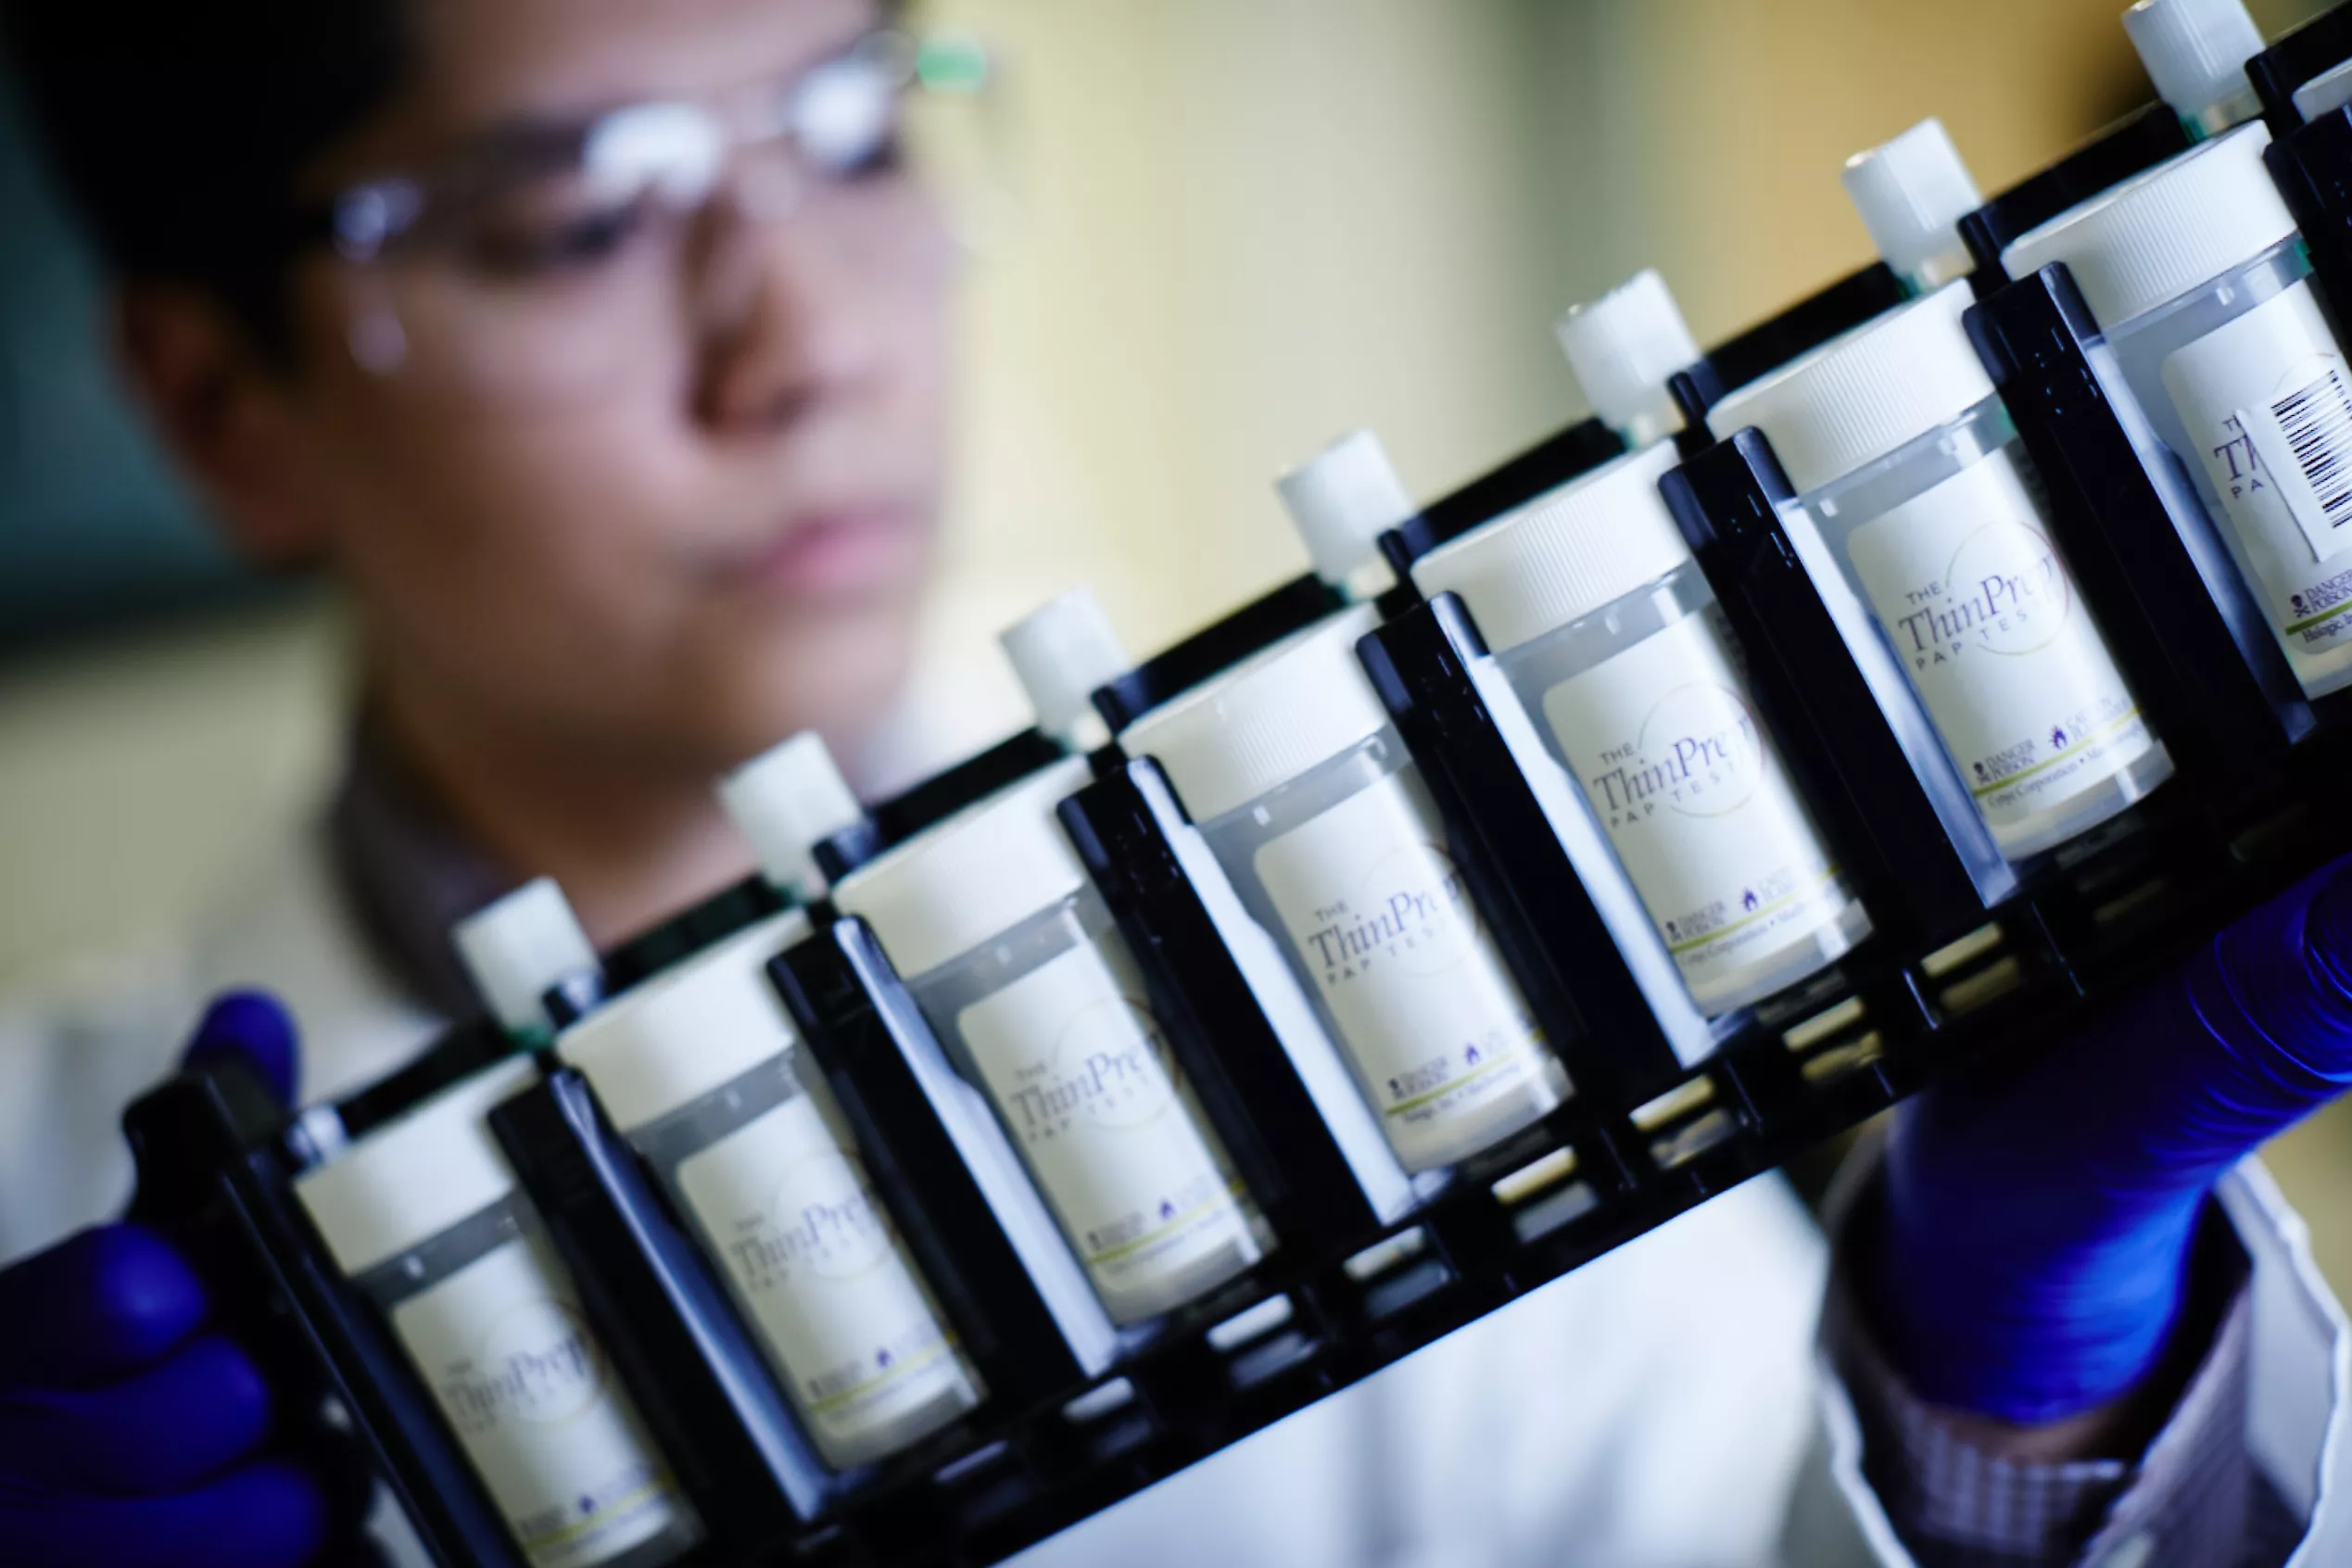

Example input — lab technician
[0,2,2343,1564]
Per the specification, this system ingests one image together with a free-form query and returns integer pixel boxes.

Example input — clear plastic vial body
[628,1056,983,1466]
[1793,399,2172,858]
[1710,282,2172,865]
[352,1200,701,1568]
[833,758,1267,1327]
[1124,608,1570,1174]
[1198,732,1569,1170]
[555,916,984,1470]
[2006,126,2352,700]
[903,882,1268,1324]
[1495,566,1870,1012]
[2115,243,2352,695]
[296,1063,700,1568]
[1411,440,1869,1017]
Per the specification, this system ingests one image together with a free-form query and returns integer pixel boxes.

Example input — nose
[690,187,882,434]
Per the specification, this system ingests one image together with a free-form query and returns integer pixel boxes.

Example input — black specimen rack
[120,95,2352,1567]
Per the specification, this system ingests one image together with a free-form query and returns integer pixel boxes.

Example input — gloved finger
[2069,854,2352,1170]
[1869,854,2352,1423]
[0,1226,205,1390]
[179,990,301,1108]
[0,1335,271,1495]
[0,1454,342,1568]
[2199,854,2352,1094]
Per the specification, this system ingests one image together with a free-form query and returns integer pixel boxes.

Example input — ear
[112,285,331,570]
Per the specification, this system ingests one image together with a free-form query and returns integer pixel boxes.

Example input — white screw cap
[1000,587,1132,742]
[1555,270,1701,440]
[2124,0,2263,123]
[450,878,597,1038]
[1276,429,1415,585]
[719,732,865,894]
[1842,119,1982,282]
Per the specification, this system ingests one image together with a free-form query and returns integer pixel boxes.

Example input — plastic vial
[555,911,985,1469]
[1708,282,2174,861]
[1412,441,1872,1014]
[718,731,865,905]
[452,878,601,1046]
[1000,587,1134,753]
[2124,0,2264,139]
[1277,429,1414,601]
[295,1061,701,1568]
[1121,605,1571,1172]
[1841,118,1983,294]
[2005,123,2352,700]
[1556,269,1702,448]
[829,754,1268,1324]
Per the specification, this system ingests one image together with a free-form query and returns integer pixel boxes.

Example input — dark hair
[1,0,411,343]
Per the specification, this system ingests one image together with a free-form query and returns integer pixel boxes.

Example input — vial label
[955,932,1258,1317]
[1845,449,2155,837]
[676,1097,979,1461]
[1252,765,1554,1164]
[2160,279,2352,664]
[390,1233,691,1568]
[1538,608,1852,995]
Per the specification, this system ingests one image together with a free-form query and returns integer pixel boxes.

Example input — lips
[714,505,928,599]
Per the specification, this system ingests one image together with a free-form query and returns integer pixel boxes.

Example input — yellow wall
[903,0,2326,760]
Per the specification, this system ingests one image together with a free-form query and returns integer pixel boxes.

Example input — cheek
[304,376,710,677]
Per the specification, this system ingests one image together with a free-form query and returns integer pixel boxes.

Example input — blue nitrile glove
[1868,856,2352,1426]
[0,992,373,1567]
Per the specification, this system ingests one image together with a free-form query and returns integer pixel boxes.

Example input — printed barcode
[2271,367,2352,528]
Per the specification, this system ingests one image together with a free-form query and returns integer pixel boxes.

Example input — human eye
[836,130,904,182]
[463,184,663,278]
[793,53,906,182]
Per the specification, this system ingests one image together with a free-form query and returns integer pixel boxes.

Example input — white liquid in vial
[675,1096,980,1467]
[955,933,1259,1322]
[389,1232,691,1568]
[2160,278,2352,695]
[1537,609,1859,1012]
[1843,449,2157,856]
[1251,768,1560,1170]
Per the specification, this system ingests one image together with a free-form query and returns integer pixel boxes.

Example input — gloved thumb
[1870,851,2352,1423]
[2121,852,2352,1171]
[2198,852,2352,1103]
[179,992,300,1110]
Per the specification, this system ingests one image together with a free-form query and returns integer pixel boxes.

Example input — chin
[706,601,924,767]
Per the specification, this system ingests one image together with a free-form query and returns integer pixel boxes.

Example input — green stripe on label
[2283,602,2352,636]
[1663,866,1841,955]
[1381,1040,1536,1119]
[1967,709,2141,800]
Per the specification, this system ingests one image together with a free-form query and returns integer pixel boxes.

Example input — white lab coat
[0,818,2342,1566]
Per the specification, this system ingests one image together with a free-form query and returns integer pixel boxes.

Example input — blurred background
[3,0,2346,1272]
